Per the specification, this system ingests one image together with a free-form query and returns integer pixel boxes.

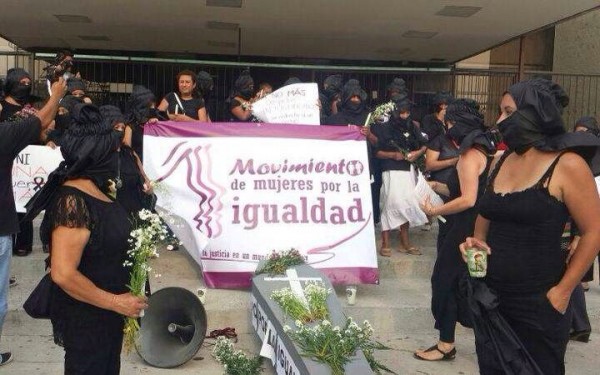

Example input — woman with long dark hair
[158,70,208,122]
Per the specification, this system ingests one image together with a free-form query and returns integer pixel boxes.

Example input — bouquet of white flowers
[213,336,263,375]
[122,209,170,352]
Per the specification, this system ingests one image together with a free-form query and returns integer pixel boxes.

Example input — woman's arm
[407,146,426,162]
[231,99,253,121]
[157,98,169,112]
[548,153,600,311]
[51,226,147,317]
[376,150,404,161]
[459,215,492,261]
[424,148,485,216]
[425,148,458,172]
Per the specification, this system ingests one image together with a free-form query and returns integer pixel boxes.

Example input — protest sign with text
[12,145,63,212]
[143,121,377,288]
[251,83,320,125]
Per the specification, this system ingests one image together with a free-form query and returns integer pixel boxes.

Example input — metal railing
[1,51,598,127]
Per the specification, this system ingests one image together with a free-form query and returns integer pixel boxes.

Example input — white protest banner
[143,121,378,288]
[13,145,63,212]
[251,83,320,125]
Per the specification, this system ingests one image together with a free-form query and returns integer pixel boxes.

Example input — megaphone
[136,287,207,368]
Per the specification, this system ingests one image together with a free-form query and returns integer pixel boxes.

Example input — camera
[44,59,74,82]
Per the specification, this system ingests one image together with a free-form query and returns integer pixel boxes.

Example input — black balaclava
[390,92,412,119]
[67,78,86,95]
[387,78,407,99]
[574,116,600,175]
[446,99,485,145]
[5,68,32,105]
[55,95,84,132]
[340,79,367,115]
[197,71,214,98]
[323,74,343,100]
[498,78,569,154]
[125,85,156,126]
[234,71,254,100]
[432,91,453,112]
[283,77,302,86]
[99,105,126,142]
[24,104,122,221]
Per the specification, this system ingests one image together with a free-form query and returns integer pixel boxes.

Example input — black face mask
[497,111,545,155]
[113,128,125,143]
[11,84,32,104]
[239,88,253,99]
[446,124,472,146]
[55,114,72,131]
[343,101,364,115]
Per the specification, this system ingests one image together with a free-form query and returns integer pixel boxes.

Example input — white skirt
[379,168,428,230]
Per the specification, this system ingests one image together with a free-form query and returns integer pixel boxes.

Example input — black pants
[477,290,572,375]
[570,284,591,333]
[582,256,599,283]
[13,213,33,253]
[63,318,124,375]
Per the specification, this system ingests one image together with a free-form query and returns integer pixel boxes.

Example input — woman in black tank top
[414,99,497,361]
[461,79,600,375]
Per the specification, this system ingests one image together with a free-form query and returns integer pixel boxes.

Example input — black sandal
[413,345,456,361]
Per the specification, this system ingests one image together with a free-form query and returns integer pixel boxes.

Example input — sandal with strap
[379,247,392,257]
[399,246,422,255]
[413,345,456,361]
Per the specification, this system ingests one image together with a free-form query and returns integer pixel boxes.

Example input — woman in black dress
[461,79,600,374]
[99,105,153,216]
[25,103,147,374]
[416,99,497,361]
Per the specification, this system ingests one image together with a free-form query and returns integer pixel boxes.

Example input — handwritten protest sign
[12,145,63,212]
[251,83,320,125]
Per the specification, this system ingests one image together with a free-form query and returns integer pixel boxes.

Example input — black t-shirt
[0,99,24,122]
[427,133,460,184]
[0,116,42,235]
[371,119,426,172]
[421,113,445,145]
[164,92,205,120]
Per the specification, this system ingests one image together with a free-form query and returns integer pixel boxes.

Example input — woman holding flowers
[371,92,428,256]
[24,103,147,374]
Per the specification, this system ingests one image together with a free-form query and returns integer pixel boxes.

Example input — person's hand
[459,237,491,263]
[406,152,419,163]
[113,292,148,318]
[566,235,580,264]
[393,152,404,161]
[50,78,68,98]
[316,99,322,110]
[142,181,154,195]
[148,117,159,124]
[359,126,371,137]
[420,196,435,216]
[46,141,57,149]
[546,286,570,314]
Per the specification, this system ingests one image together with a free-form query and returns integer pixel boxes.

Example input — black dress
[476,152,571,375]
[44,186,131,375]
[164,92,204,120]
[427,133,460,249]
[430,148,491,343]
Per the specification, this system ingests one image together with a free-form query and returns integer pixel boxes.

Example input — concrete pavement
[2,222,599,374]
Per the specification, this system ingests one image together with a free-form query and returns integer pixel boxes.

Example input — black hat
[67,78,86,94]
